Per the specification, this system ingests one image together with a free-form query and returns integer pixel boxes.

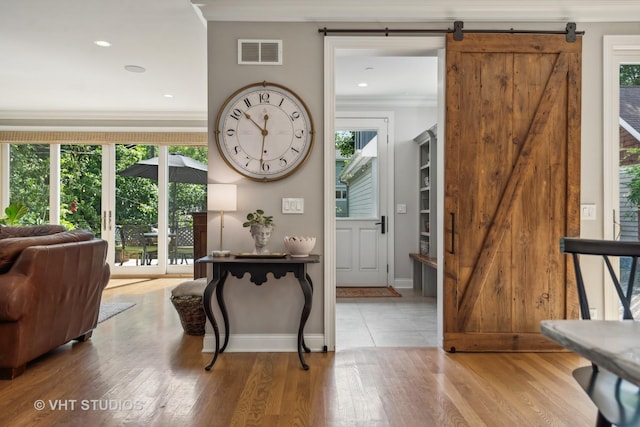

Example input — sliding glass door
[2,141,207,276]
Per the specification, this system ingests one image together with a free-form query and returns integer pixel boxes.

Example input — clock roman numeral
[259,93,270,103]
[243,98,252,108]
[230,108,242,120]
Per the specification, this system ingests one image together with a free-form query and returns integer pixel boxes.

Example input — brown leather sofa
[0,225,110,379]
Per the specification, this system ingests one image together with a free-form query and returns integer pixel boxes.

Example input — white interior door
[335,117,388,286]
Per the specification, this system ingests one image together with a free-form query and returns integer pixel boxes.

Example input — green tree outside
[8,144,207,236]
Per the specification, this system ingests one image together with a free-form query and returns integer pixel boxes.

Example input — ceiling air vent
[238,39,282,65]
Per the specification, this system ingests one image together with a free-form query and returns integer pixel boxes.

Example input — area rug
[336,286,402,298]
[98,302,136,323]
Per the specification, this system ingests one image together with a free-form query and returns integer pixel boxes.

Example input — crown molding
[0,110,207,122]
[337,95,436,108]
[193,0,640,22]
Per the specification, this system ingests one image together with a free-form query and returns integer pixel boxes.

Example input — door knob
[375,215,386,234]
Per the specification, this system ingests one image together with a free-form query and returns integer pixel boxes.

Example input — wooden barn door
[444,33,582,351]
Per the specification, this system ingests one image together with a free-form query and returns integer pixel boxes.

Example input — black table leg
[203,271,228,370]
[297,271,313,370]
[216,274,230,352]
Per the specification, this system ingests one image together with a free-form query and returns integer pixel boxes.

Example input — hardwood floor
[0,279,597,426]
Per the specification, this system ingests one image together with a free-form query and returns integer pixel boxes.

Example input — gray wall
[207,22,324,335]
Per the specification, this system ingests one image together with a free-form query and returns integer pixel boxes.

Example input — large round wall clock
[215,81,314,182]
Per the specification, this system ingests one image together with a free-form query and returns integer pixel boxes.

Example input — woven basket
[170,295,206,336]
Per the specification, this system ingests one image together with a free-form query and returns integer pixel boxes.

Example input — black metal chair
[121,224,157,265]
[174,226,194,264]
[560,237,640,427]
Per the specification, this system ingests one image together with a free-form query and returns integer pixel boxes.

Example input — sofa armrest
[0,274,34,322]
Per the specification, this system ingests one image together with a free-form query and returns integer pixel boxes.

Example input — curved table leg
[301,273,314,353]
[216,275,230,352]
[203,271,228,371]
[297,273,313,370]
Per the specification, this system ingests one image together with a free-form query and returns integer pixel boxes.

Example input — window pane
[9,144,50,224]
[335,130,378,219]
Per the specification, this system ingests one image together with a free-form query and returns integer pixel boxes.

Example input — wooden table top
[541,319,640,387]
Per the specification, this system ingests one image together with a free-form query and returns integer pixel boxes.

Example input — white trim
[603,35,640,320]
[195,0,640,23]
[0,111,207,121]
[202,333,325,353]
[49,145,61,224]
[324,36,445,352]
[394,278,413,289]
[436,48,446,347]
[324,37,338,352]
[620,117,640,142]
[0,144,9,211]
[0,126,207,133]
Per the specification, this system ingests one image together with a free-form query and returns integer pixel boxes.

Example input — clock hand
[259,114,269,166]
[244,113,265,133]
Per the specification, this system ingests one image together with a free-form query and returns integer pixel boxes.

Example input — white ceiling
[1,1,638,121]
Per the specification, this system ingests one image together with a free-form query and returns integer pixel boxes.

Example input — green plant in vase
[243,209,274,254]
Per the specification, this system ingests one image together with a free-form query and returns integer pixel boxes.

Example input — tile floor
[335,287,438,350]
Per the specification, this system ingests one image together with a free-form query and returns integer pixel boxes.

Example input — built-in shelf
[412,124,437,297]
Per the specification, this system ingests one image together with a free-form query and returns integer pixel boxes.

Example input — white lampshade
[208,184,237,212]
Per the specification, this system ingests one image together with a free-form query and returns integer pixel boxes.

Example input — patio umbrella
[117,153,207,185]
[117,153,208,235]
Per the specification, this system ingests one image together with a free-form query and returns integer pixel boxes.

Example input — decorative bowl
[284,236,316,257]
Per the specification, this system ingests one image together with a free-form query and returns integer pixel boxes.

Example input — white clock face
[215,82,314,181]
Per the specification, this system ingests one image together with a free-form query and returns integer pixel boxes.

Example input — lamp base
[211,250,231,257]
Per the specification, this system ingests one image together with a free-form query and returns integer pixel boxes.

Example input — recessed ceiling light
[358,82,369,87]
[124,65,146,73]
[94,40,111,47]
[163,94,174,98]
[365,67,374,71]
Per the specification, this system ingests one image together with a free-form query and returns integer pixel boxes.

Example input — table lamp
[208,183,237,257]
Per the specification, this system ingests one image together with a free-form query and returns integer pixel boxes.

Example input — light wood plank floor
[0,279,598,426]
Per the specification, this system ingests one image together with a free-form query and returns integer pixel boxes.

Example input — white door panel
[335,117,388,287]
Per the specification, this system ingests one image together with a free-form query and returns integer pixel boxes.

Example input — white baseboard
[394,278,413,289]
[202,333,325,353]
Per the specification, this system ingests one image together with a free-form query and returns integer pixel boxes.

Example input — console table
[196,254,320,371]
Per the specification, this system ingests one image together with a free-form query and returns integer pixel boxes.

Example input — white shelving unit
[412,124,437,296]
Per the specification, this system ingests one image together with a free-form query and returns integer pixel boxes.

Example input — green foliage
[335,131,355,158]
[620,64,640,86]
[0,201,28,225]
[8,143,207,236]
[625,163,640,208]
[243,209,274,228]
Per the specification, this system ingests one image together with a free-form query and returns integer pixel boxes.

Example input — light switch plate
[282,198,304,214]
[581,204,596,221]
[396,203,407,214]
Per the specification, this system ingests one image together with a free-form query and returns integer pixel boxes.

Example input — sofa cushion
[0,230,94,274]
[0,225,66,239]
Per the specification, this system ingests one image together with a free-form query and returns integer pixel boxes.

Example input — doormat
[98,302,136,323]
[336,286,402,298]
